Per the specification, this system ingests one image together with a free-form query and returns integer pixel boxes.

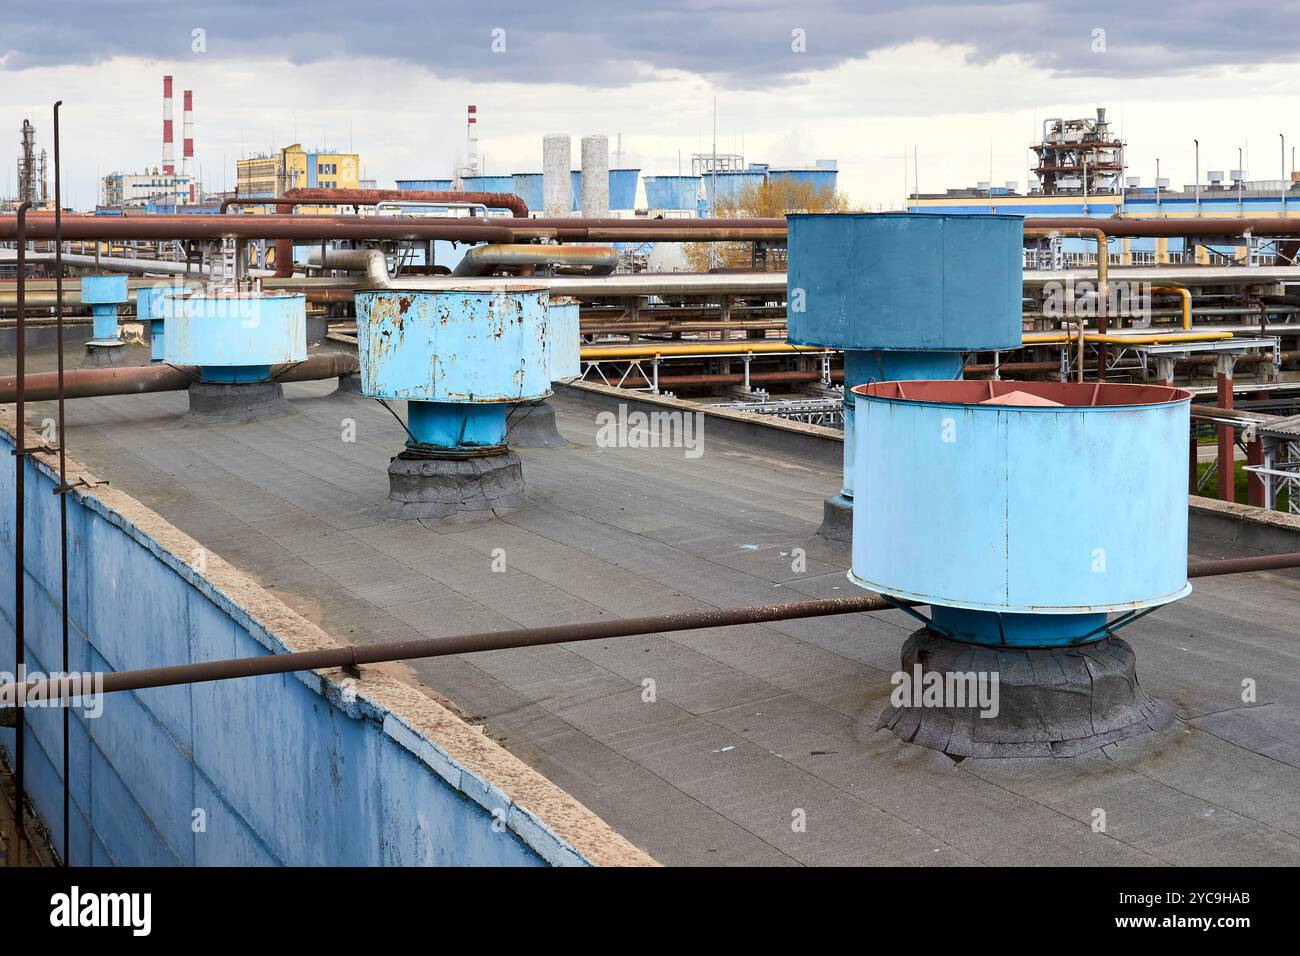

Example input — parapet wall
[0,409,653,867]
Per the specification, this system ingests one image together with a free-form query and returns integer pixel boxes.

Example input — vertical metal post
[1194,139,1200,217]
[1246,427,1265,507]
[1216,354,1237,502]
[53,99,70,866]
[13,201,32,863]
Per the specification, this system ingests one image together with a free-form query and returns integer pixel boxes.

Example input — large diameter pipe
[0,215,784,244]
[453,244,619,277]
[0,352,359,403]
[304,248,393,288]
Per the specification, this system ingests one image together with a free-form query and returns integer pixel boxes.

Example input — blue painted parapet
[163,291,306,383]
[848,380,1193,647]
[786,213,1024,538]
[355,285,550,455]
[0,419,649,866]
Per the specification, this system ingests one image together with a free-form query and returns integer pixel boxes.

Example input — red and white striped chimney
[162,75,175,175]
[466,104,478,176]
[182,89,194,200]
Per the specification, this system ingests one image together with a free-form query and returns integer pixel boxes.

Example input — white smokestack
[543,134,571,217]
[580,134,609,218]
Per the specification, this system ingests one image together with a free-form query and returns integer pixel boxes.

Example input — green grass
[1195,460,1288,509]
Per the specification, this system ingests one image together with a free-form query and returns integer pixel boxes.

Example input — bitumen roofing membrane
[7,341,1300,866]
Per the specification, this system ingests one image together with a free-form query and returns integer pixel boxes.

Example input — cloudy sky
[5,1,1300,209]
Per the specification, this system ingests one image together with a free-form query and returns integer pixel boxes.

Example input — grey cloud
[5,0,1300,85]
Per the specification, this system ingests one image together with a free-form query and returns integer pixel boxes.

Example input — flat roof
[8,342,1300,865]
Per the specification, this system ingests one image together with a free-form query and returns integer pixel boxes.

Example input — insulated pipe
[0,352,359,403]
[304,248,392,288]
[453,244,619,277]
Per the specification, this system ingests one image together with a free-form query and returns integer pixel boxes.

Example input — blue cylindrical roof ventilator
[506,297,578,448]
[164,290,307,421]
[135,282,188,363]
[355,284,550,520]
[80,274,129,367]
[786,213,1024,541]
[849,380,1193,647]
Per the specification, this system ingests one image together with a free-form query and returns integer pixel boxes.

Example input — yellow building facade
[234,144,360,212]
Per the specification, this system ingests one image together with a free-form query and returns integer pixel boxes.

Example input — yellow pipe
[1150,285,1192,330]
[1025,226,1109,382]
[583,331,1230,361]
[1021,331,1232,346]
[581,341,828,360]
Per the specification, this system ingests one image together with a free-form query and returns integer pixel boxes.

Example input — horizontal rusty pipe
[453,244,619,277]
[1031,217,1300,238]
[0,351,358,403]
[1,594,908,705]
[220,189,527,217]
[1,214,784,244]
[224,187,530,218]
[0,215,516,244]
[1187,552,1300,577]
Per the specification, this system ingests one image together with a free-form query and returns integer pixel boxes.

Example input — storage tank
[512,172,544,213]
[354,283,550,519]
[786,213,1024,540]
[643,175,701,212]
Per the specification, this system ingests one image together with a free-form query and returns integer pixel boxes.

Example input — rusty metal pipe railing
[1,595,910,705]
[0,352,359,403]
[3,547,1300,710]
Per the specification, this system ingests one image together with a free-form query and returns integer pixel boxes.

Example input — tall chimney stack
[466,104,478,177]
[183,89,194,201]
[162,75,175,175]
